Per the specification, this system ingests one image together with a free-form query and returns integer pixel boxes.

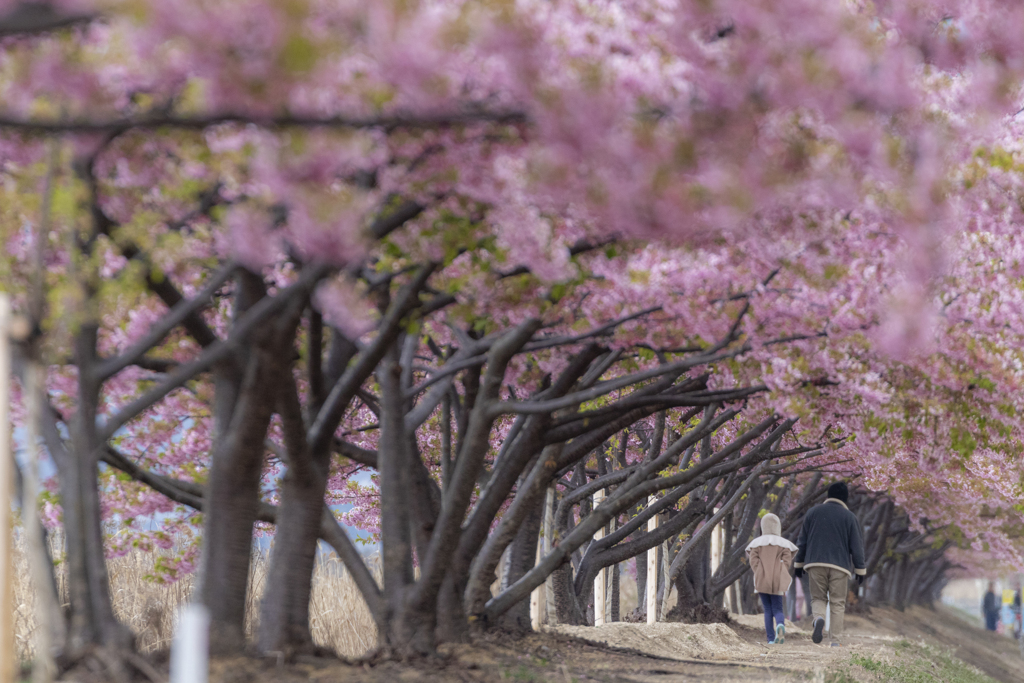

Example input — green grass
[500,663,541,681]
[825,641,997,683]
[824,669,860,683]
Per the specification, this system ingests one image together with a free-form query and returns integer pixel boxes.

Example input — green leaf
[281,35,318,73]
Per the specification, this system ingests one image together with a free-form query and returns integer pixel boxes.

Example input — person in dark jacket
[793,482,866,646]
[1012,583,1021,639]
[983,582,1000,631]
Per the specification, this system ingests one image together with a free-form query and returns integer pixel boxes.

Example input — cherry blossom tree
[4,0,1024,668]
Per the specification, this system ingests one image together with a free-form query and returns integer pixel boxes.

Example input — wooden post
[1,294,15,683]
[646,496,658,624]
[593,490,606,626]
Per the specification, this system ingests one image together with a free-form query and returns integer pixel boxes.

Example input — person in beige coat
[746,512,798,644]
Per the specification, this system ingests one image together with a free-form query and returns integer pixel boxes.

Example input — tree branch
[96,261,236,380]
[98,263,330,442]
[307,263,436,453]
[0,108,528,135]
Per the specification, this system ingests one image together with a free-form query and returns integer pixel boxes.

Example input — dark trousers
[760,593,785,642]
[985,611,999,631]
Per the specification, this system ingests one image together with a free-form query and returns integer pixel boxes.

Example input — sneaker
[775,623,786,645]
[767,639,776,645]
[812,617,825,644]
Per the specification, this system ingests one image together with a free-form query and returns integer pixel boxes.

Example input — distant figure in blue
[1013,583,1022,639]
[983,582,1000,632]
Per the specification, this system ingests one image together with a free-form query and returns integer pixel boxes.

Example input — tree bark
[496,496,544,631]
[634,552,647,619]
[59,323,129,652]
[378,350,434,656]
[611,562,620,622]
[257,350,327,655]
[665,533,726,623]
[200,338,280,654]
[259,268,432,655]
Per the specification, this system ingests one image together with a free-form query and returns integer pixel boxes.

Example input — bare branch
[96,261,236,380]
[522,307,662,352]
[98,264,330,442]
[0,3,95,38]
[492,348,750,417]
[308,263,437,453]
[0,108,528,135]
[334,438,378,468]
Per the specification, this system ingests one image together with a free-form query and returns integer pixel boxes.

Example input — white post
[593,490,606,626]
[23,362,63,682]
[712,521,727,611]
[532,486,557,629]
[606,516,616,621]
[660,541,673,618]
[543,487,556,625]
[170,604,210,683]
[0,295,15,683]
[530,523,545,630]
[496,545,510,594]
[646,496,658,624]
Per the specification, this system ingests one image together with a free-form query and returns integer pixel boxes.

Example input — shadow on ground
[57,605,1024,682]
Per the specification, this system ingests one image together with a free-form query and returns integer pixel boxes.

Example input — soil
[56,605,1024,682]
[664,604,731,624]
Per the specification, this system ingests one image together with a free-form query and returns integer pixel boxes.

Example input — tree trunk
[886,558,904,608]
[611,562,620,622]
[377,350,435,656]
[436,573,469,643]
[551,563,586,625]
[497,497,544,631]
[200,344,279,653]
[59,324,129,653]
[257,466,326,654]
[634,552,647,620]
[666,534,726,623]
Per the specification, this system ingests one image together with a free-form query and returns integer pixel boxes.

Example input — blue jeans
[760,593,785,642]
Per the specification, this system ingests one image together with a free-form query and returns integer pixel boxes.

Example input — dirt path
[190,605,1024,683]
[548,605,1024,682]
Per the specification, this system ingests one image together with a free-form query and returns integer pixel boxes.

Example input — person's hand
[794,567,804,579]
[857,574,865,586]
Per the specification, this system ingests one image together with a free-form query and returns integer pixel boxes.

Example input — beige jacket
[745,513,798,596]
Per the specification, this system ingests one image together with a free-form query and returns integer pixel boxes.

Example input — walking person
[746,512,798,644]
[793,482,866,647]
[983,582,1000,632]
[1012,583,1022,639]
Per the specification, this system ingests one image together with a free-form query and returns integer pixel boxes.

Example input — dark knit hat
[827,481,849,503]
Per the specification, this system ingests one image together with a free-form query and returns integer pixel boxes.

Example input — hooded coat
[745,513,798,595]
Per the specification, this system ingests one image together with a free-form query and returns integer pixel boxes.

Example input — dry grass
[12,530,380,663]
